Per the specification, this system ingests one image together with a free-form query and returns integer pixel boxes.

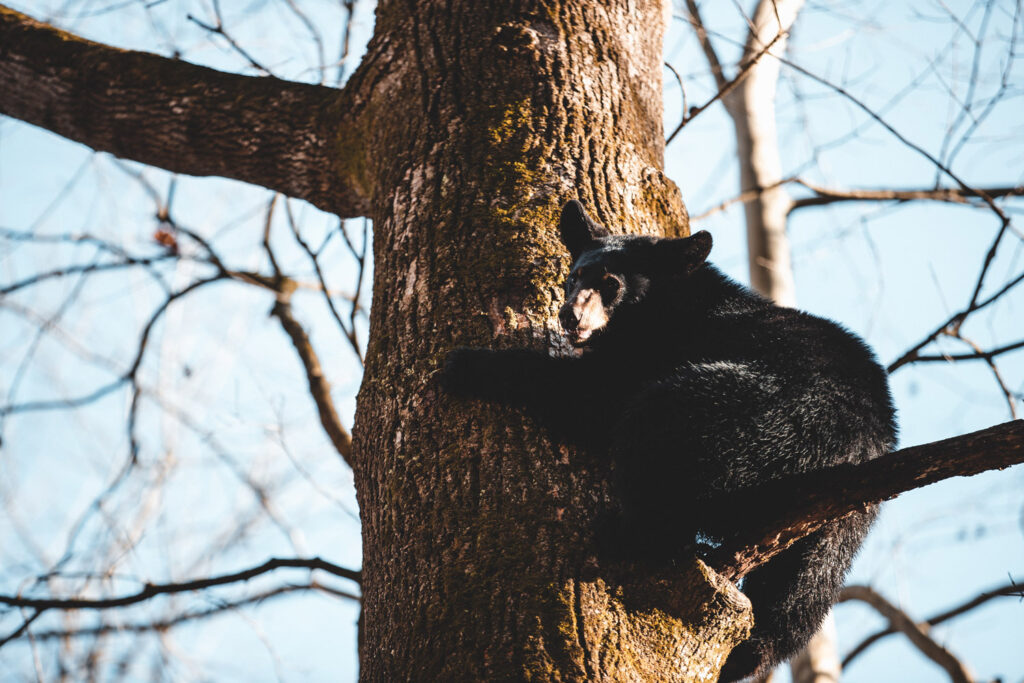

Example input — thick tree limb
[839,585,974,683]
[0,5,372,217]
[708,420,1024,581]
[0,557,360,611]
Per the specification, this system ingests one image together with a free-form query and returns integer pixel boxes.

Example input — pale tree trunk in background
[722,0,803,308]
[790,616,842,683]
[724,2,844,681]
[698,0,842,680]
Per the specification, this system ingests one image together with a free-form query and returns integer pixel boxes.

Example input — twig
[888,269,1024,373]
[186,0,272,75]
[910,339,1024,364]
[284,200,363,363]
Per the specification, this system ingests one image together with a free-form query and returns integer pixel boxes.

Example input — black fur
[441,200,897,681]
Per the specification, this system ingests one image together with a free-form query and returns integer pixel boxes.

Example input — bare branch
[0,558,360,611]
[888,269,1024,373]
[667,28,787,141]
[0,275,224,417]
[271,296,355,467]
[0,254,176,297]
[8,583,358,644]
[842,577,1024,669]
[0,5,372,217]
[684,0,729,91]
[186,0,274,76]
[790,181,1024,212]
[708,420,1024,581]
[284,200,364,363]
[839,585,974,683]
[945,332,1019,419]
[910,339,1024,364]
[0,610,44,648]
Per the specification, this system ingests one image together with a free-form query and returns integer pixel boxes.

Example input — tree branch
[271,296,355,467]
[841,576,1023,669]
[0,5,372,217]
[708,420,1024,581]
[7,582,359,643]
[0,557,360,611]
[789,181,1024,212]
[669,18,790,142]
[684,0,729,91]
[838,585,974,683]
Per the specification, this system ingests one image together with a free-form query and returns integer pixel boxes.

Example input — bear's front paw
[439,347,495,397]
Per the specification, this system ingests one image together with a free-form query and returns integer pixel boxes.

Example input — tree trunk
[722,0,804,307]
[350,1,749,679]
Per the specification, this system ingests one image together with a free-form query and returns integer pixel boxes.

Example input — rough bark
[0,5,371,217]
[348,1,753,680]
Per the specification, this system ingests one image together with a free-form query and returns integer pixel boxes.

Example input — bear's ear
[663,230,713,272]
[560,200,609,261]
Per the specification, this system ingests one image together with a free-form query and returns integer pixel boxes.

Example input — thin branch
[684,0,729,91]
[664,61,688,127]
[0,254,176,296]
[910,338,1024,364]
[842,577,1024,669]
[0,558,360,611]
[0,5,371,217]
[668,28,787,141]
[760,46,1015,313]
[691,178,795,220]
[14,583,358,643]
[945,332,1019,419]
[187,0,274,75]
[270,295,355,467]
[789,181,1024,212]
[707,420,1024,581]
[888,269,1024,373]
[839,585,974,683]
[0,276,224,417]
[284,200,363,363]
[0,609,45,647]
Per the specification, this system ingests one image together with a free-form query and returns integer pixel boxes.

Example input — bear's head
[557,200,712,346]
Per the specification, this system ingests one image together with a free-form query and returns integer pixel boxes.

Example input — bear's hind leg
[718,511,874,682]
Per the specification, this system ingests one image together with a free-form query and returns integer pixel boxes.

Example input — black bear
[441,200,897,681]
